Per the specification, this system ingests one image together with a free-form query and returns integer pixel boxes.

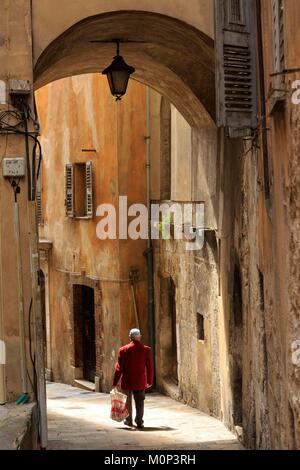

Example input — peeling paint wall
[35,75,148,392]
[0,0,35,403]
[149,92,220,416]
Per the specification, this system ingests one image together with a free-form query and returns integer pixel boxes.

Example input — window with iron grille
[197,313,205,341]
[65,161,93,219]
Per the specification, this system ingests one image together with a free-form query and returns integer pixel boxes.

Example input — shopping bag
[110,388,129,422]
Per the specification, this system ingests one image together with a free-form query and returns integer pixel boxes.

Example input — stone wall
[0,403,38,450]
[150,93,220,415]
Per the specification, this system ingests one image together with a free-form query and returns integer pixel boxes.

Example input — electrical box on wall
[9,79,31,95]
[2,158,26,177]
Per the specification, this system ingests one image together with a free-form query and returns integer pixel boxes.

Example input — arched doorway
[158,276,179,389]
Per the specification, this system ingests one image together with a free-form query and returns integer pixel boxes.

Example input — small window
[233,264,243,327]
[197,313,205,341]
[65,161,93,219]
[258,269,265,311]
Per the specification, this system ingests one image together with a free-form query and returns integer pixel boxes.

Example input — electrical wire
[3,100,40,407]
[0,102,42,202]
[2,97,42,443]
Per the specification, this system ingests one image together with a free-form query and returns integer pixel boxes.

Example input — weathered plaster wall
[35,75,148,392]
[150,91,221,416]
[234,0,300,449]
[215,0,300,449]
[0,0,35,402]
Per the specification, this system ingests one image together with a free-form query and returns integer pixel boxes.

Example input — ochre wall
[0,0,35,403]
[35,75,148,391]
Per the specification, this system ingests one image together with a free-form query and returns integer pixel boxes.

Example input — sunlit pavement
[46,382,243,450]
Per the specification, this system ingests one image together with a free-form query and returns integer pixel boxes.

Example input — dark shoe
[135,422,144,429]
[124,418,133,427]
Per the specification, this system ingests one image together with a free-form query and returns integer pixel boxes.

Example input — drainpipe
[0,184,6,404]
[129,266,140,329]
[145,87,156,386]
[14,199,28,400]
[256,0,271,204]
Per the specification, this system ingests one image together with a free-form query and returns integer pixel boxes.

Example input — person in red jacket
[113,328,154,428]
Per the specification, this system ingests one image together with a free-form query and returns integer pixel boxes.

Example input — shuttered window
[65,163,74,217]
[36,163,43,226]
[65,162,93,219]
[215,0,258,137]
[85,161,93,219]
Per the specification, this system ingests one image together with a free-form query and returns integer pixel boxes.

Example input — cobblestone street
[47,383,243,450]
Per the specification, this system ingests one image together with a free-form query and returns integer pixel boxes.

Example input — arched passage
[33,6,229,438]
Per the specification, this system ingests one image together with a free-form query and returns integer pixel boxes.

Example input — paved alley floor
[46,382,243,450]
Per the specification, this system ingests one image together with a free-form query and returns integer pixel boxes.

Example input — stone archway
[33,11,216,129]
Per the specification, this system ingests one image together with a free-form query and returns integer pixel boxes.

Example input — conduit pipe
[145,87,156,385]
[14,200,28,400]
[0,182,6,404]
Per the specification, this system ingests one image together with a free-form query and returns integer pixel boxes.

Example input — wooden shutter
[65,163,74,217]
[215,0,258,137]
[85,161,93,219]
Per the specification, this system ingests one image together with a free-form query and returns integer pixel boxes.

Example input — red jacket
[113,340,154,391]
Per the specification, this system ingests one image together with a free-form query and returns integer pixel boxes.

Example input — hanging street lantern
[102,40,135,101]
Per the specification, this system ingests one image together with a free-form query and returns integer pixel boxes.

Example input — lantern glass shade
[102,55,135,100]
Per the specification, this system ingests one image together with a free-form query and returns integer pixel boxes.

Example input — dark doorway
[73,285,96,382]
[169,278,178,385]
[159,276,179,386]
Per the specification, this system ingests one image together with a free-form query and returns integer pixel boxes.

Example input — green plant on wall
[157,214,172,240]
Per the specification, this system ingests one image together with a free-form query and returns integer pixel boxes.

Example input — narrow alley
[0,0,300,454]
[47,383,242,451]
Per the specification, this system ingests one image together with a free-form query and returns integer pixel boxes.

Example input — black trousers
[123,390,145,425]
